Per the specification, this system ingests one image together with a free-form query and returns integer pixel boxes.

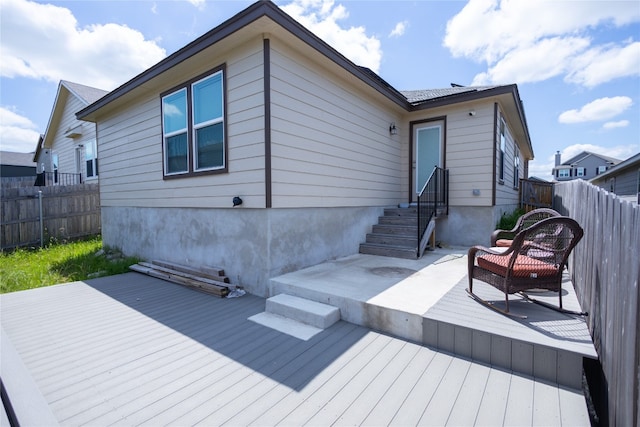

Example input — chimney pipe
[555,151,561,167]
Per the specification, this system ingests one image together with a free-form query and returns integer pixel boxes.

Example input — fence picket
[555,180,639,427]
[1,183,100,249]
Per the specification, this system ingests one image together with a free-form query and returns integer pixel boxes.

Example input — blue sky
[1,0,638,181]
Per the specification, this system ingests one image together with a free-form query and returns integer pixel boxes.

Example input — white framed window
[597,165,608,174]
[499,118,506,182]
[85,139,98,179]
[513,144,520,188]
[576,167,586,177]
[558,169,570,178]
[161,67,226,177]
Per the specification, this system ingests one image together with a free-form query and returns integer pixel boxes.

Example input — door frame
[409,116,447,203]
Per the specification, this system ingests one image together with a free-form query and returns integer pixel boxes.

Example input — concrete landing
[269,248,597,388]
[270,249,468,343]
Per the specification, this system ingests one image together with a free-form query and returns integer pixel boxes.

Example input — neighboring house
[552,150,621,181]
[76,1,533,296]
[590,152,640,204]
[34,80,108,186]
[0,151,37,178]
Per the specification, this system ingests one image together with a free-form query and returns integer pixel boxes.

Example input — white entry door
[415,123,443,194]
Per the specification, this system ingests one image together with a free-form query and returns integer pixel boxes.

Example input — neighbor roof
[590,152,640,182]
[561,151,622,166]
[1,151,37,167]
[62,80,109,105]
[34,81,108,162]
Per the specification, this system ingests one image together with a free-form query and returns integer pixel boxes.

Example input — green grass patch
[0,236,140,294]
[496,208,526,232]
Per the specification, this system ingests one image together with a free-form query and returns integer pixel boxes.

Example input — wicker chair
[491,208,561,247]
[468,216,585,318]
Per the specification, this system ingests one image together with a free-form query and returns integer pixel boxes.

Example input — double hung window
[513,145,520,188]
[162,67,226,177]
[499,118,506,182]
[85,139,98,179]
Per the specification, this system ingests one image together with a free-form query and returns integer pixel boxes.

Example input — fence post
[38,190,43,247]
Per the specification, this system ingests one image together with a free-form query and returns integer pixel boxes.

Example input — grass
[0,236,140,294]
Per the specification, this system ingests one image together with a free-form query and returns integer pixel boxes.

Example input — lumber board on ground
[151,260,227,281]
[129,264,229,298]
[138,262,233,288]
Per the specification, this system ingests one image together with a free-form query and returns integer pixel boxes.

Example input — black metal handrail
[34,172,82,187]
[417,166,448,255]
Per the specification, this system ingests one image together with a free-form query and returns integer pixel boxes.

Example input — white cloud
[566,41,640,87]
[389,21,408,38]
[558,96,633,124]
[281,0,382,72]
[471,36,589,85]
[528,143,639,181]
[185,0,205,10]
[0,0,167,90]
[0,107,41,152]
[445,0,640,86]
[603,120,630,129]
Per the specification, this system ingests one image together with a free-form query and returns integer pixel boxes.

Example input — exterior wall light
[389,123,398,135]
[233,196,243,207]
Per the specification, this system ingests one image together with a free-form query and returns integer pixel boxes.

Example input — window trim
[85,139,98,179]
[498,117,506,184]
[558,168,570,178]
[513,143,520,189]
[161,65,228,179]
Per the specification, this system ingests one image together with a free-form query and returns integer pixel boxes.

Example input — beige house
[34,80,108,186]
[77,1,532,296]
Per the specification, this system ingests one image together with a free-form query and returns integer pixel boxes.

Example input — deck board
[0,272,590,426]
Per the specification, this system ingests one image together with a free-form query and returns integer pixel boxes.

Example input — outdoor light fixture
[233,196,243,207]
[389,123,398,135]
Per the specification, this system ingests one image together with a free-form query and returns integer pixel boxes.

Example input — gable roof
[561,151,622,166]
[34,81,108,161]
[401,86,500,104]
[78,1,410,121]
[75,0,533,159]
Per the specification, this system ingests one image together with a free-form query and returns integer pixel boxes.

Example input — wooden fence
[519,178,554,211]
[554,179,639,427]
[1,183,101,250]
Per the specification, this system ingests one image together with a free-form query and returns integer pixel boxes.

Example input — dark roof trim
[409,84,533,156]
[409,84,514,110]
[78,1,409,120]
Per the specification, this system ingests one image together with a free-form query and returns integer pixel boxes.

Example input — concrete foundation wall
[101,205,383,297]
[436,206,500,247]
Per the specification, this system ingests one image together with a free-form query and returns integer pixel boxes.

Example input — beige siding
[410,103,495,207]
[269,39,406,208]
[95,39,267,208]
[495,104,522,209]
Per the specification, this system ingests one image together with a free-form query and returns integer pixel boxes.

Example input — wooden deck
[1,272,590,426]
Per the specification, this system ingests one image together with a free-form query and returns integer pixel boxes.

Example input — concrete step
[384,207,418,217]
[366,233,418,247]
[359,242,418,259]
[266,294,340,329]
[372,224,415,236]
[378,216,418,226]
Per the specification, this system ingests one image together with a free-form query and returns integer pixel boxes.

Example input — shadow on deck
[269,248,597,389]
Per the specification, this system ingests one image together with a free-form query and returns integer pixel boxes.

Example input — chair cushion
[477,253,558,278]
[495,239,512,247]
